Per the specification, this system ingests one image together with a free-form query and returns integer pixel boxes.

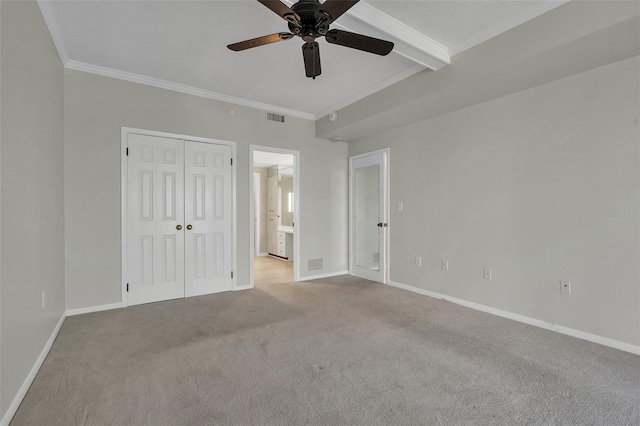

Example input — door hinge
[126,283,129,292]
[231,271,234,279]
[230,158,233,166]
[126,147,129,156]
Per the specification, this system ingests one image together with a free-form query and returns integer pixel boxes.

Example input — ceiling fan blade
[257,0,300,25]
[325,29,394,56]
[318,0,359,22]
[227,33,293,51]
[302,42,321,78]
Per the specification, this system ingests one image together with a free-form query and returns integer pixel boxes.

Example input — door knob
[186,224,193,230]
[176,225,182,230]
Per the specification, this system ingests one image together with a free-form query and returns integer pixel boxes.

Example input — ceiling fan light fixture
[227,0,394,78]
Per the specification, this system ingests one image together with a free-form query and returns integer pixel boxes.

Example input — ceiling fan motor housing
[289,0,330,42]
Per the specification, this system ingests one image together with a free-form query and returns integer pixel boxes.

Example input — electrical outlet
[483,268,492,280]
[398,201,404,211]
[560,280,571,295]
[415,256,422,267]
[441,260,448,271]
[41,290,46,308]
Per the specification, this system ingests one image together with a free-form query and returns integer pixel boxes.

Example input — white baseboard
[256,252,268,257]
[298,270,349,281]
[65,302,123,317]
[387,280,640,356]
[1,313,66,426]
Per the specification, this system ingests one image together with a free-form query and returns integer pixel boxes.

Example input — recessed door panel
[127,134,185,305]
[184,141,233,297]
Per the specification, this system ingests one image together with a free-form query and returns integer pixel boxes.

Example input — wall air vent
[266,112,285,124]
[308,258,323,271]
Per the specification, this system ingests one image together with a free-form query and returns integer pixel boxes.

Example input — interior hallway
[254,255,293,285]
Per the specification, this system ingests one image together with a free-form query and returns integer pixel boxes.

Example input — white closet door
[127,134,185,305]
[184,141,233,296]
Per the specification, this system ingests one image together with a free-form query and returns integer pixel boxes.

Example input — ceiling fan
[227,0,395,79]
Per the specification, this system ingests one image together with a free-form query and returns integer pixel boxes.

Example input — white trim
[65,302,123,317]
[121,128,128,307]
[298,270,349,282]
[315,65,424,120]
[448,1,570,56]
[337,1,450,68]
[67,61,315,121]
[0,313,66,426]
[253,173,261,257]
[387,280,640,356]
[37,0,69,66]
[257,252,269,257]
[249,145,301,288]
[121,127,238,306]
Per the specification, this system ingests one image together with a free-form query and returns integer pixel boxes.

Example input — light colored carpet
[12,274,640,425]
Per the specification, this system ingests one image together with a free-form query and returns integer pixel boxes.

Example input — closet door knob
[186,224,193,230]
[176,225,182,231]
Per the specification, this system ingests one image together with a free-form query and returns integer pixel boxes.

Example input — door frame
[249,145,300,287]
[349,148,390,284]
[121,127,237,307]
[253,172,261,256]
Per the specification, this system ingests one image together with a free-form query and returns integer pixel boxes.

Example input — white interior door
[127,134,185,305]
[350,150,388,283]
[184,141,233,296]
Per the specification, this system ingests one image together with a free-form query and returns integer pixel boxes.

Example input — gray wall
[350,56,640,346]
[64,70,348,309]
[0,0,65,418]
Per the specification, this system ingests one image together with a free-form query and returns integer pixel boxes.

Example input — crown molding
[315,64,424,120]
[65,61,316,121]
[449,0,570,56]
[38,0,69,66]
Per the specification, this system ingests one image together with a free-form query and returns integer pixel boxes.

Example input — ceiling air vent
[266,112,285,124]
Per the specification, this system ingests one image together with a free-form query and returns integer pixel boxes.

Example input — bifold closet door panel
[127,134,185,306]
[184,141,233,297]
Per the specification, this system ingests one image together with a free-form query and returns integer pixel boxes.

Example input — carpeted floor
[12,274,640,425]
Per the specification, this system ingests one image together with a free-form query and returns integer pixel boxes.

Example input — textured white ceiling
[368,1,548,51]
[42,0,560,118]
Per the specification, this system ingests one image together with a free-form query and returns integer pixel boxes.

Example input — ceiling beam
[282,0,450,70]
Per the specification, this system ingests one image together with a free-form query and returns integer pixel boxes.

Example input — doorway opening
[250,146,300,287]
[349,148,389,284]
